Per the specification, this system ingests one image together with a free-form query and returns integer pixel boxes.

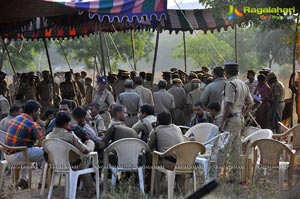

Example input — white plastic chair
[103,138,149,193]
[43,138,100,199]
[184,123,218,143]
[242,126,261,138]
[195,131,230,182]
[251,139,295,190]
[150,141,206,199]
[241,129,273,182]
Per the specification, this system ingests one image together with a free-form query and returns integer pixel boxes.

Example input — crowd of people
[0,61,293,195]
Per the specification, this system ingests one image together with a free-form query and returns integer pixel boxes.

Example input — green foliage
[56,31,154,72]
[173,32,234,69]
[1,40,44,72]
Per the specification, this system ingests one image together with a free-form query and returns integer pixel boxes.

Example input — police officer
[219,62,253,183]
[168,78,187,125]
[116,79,141,127]
[36,70,53,113]
[153,79,175,115]
[60,72,76,101]
[93,76,115,129]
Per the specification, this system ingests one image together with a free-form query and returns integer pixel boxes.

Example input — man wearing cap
[219,62,253,183]
[162,71,172,90]
[183,72,198,94]
[116,79,141,127]
[113,69,129,100]
[74,72,86,105]
[84,77,94,105]
[201,67,227,108]
[144,72,153,90]
[133,76,154,106]
[267,72,285,133]
[93,76,115,128]
[36,70,53,113]
[167,78,187,125]
[153,80,175,115]
[0,71,8,97]
[60,72,76,101]
[186,78,202,121]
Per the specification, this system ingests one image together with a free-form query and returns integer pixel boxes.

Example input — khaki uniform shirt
[153,89,175,114]
[200,78,227,107]
[85,84,95,105]
[117,89,141,115]
[93,89,115,112]
[222,76,253,114]
[46,127,95,163]
[133,85,154,106]
[186,88,202,106]
[0,95,10,118]
[148,124,184,152]
[168,85,186,109]
[36,80,53,100]
[132,115,157,137]
[113,79,125,99]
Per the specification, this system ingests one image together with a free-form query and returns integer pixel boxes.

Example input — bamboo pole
[42,38,56,98]
[103,33,112,72]
[234,23,237,63]
[1,39,17,76]
[151,26,161,87]
[131,29,137,71]
[183,32,187,72]
[99,30,106,76]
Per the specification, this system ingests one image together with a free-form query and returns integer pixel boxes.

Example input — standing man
[219,62,253,183]
[117,79,141,127]
[153,80,175,115]
[133,76,154,106]
[245,70,258,97]
[36,70,53,114]
[93,76,115,129]
[4,100,45,189]
[168,78,187,125]
[186,78,202,121]
[201,67,227,108]
[60,72,76,101]
[0,87,10,120]
[0,104,22,132]
[267,72,285,133]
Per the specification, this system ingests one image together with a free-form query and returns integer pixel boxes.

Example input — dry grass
[1,165,300,199]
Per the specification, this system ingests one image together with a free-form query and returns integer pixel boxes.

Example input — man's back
[153,89,175,114]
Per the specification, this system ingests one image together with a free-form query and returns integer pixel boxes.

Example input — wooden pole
[99,31,106,76]
[103,33,112,72]
[183,32,187,72]
[131,29,137,71]
[42,38,56,98]
[1,39,17,76]
[234,23,237,63]
[151,26,161,87]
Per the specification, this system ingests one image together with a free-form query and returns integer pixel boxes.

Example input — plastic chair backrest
[252,139,293,167]
[242,129,273,144]
[185,123,218,143]
[203,131,230,159]
[242,126,261,137]
[104,138,149,168]
[163,141,206,172]
[287,124,300,149]
[43,138,85,171]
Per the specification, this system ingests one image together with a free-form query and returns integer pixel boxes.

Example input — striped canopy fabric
[48,0,167,23]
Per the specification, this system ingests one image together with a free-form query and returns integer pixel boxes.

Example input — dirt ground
[2,164,300,199]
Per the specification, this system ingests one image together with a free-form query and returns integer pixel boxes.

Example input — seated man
[206,102,222,141]
[189,101,211,127]
[4,100,45,189]
[89,102,106,136]
[132,104,157,142]
[0,104,22,132]
[46,111,96,193]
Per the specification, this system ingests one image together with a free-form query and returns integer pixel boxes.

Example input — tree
[56,31,154,73]
[0,40,44,73]
[173,32,234,69]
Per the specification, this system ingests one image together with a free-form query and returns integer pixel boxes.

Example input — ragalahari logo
[227,5,244,20]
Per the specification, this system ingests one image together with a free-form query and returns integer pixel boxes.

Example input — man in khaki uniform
[74,72,86,105]
[113,70,129,100]
[186,78,202,121]
[93,76,115,129]
[133,76,154,106]
[116,79,141,127]
[153,80,175,114]
[168,78,187,125]
[36,71,53,113]
[84,77,94,105]
[183,72,198,94]
[267,72,285,133]
[46,111,96,193]
[162,71,172,90]
[219,62,253,183]
[60,72,76,101]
